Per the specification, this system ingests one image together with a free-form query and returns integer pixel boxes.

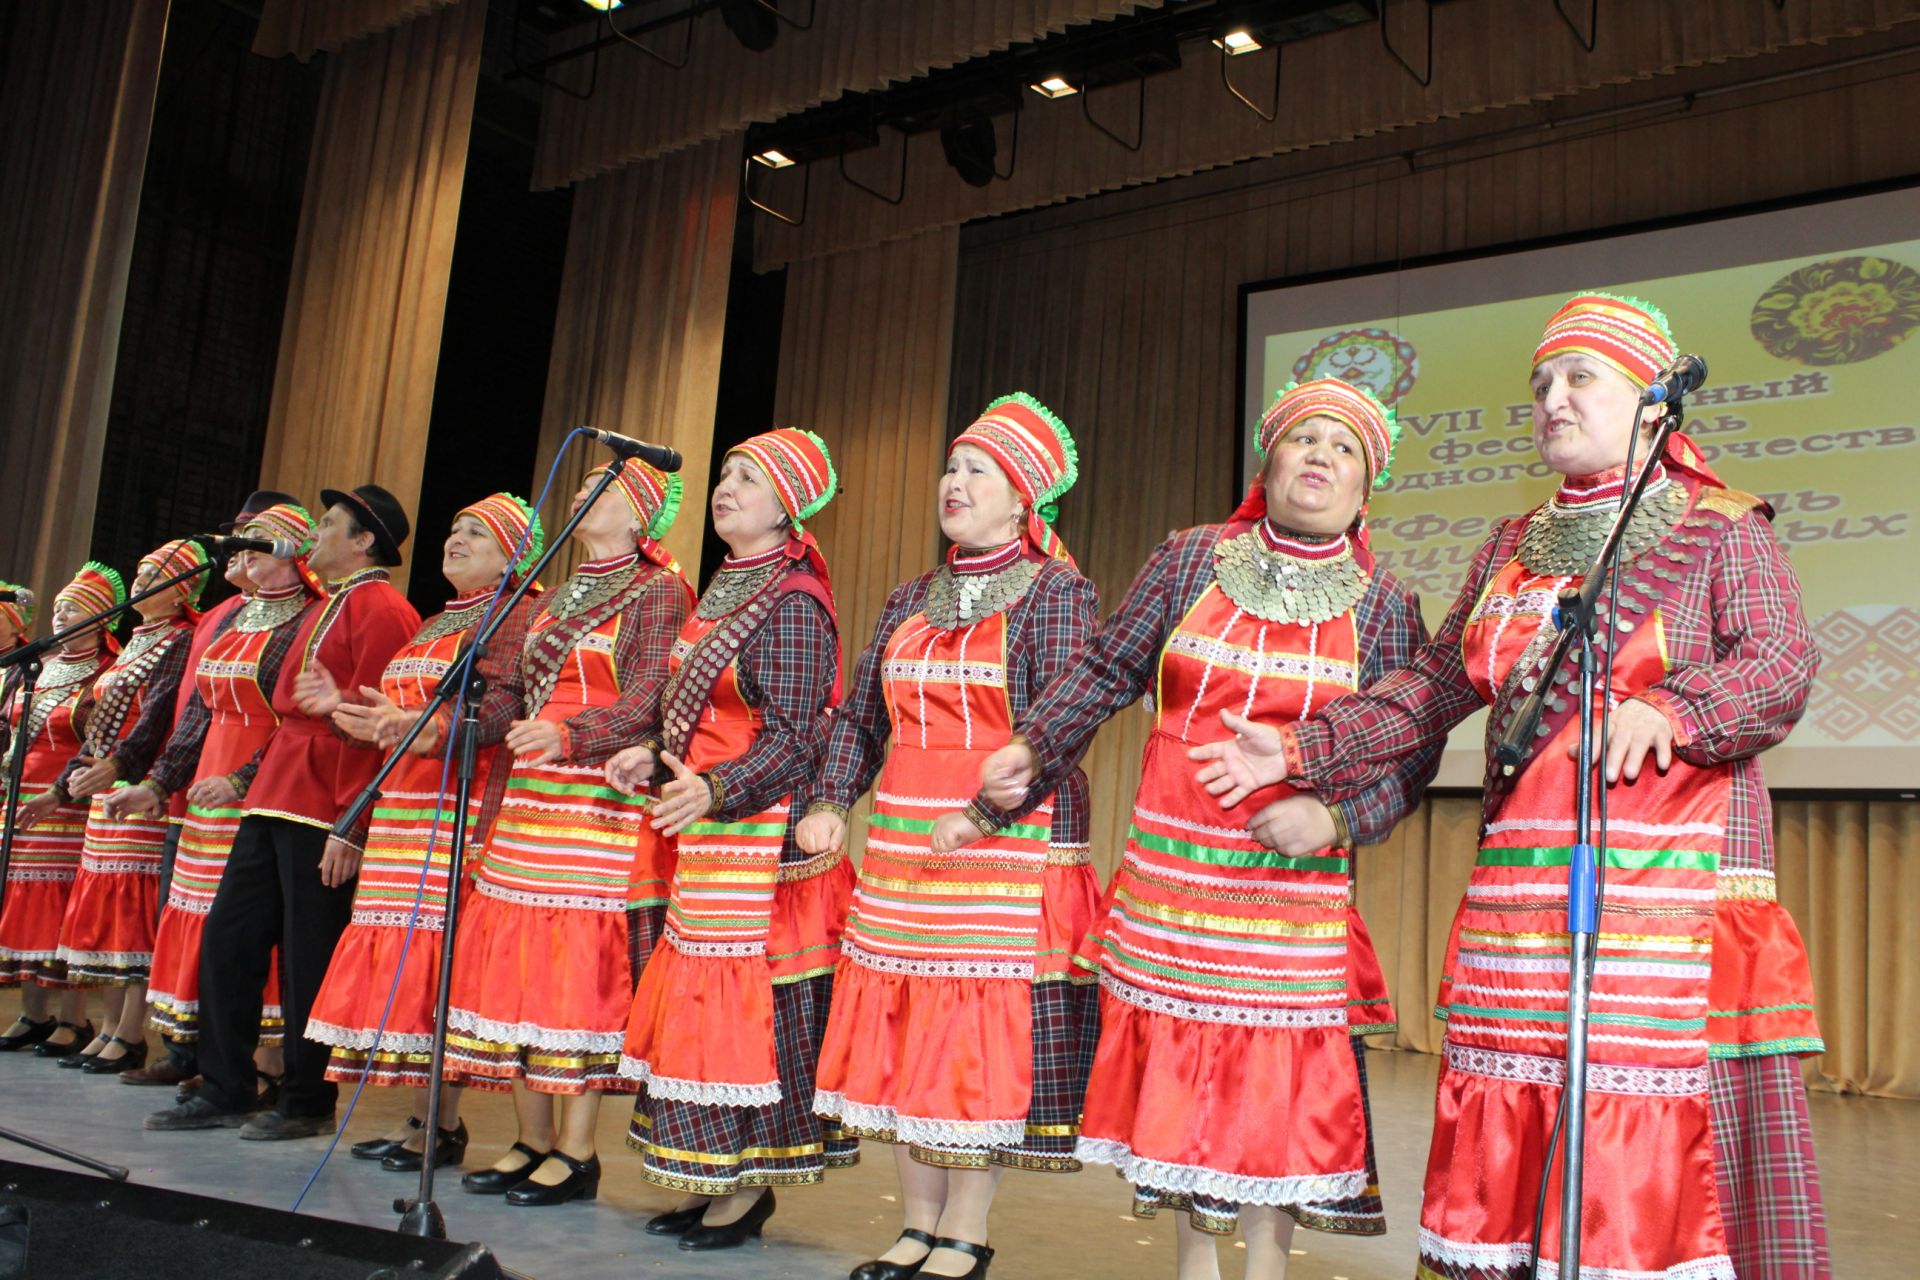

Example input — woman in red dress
[967,380,1436,1280]
[1194,294,1831,1279]
[0,564,121,1055]
[45,540,210,1073]
[799,395,1099,1280]
[305,493,545,1171]
[443,460,692,1204]
[609,427,851,1251]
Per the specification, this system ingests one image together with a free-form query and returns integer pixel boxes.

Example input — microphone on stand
[193,534,302,559]
[0,590,32,607]
[580,428,683,473]
[1640,354,1708,406]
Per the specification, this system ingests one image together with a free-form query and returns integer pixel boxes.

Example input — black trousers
[198,816,354,1117]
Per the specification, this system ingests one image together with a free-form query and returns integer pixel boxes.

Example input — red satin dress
[0,648,109,988]
[445,605,667,1093]
[1076,574,1390,1236]
[812,604,1099,1167]
[57,619,194,983]
[308,604,508,1086]
[147,624,284,1044]
[1419,544,1819,1280]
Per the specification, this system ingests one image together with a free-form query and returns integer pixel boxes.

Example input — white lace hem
[54,948,152,969]
[617,1056,782,1106]
[843,941,1034,981]
[1101,973,1347,1028]
[1417,1228,1737,1279]
[444,1009,625,1054]
[471,880,624,914]
[1075,1138,1367,1206]
[306,1020,438,1054]
[812,1091,1027,1148]
[1445,1041,1708,1097]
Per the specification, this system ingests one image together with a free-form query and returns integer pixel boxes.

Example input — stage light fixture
[1029,76,1079,99]
[940,115,999,188]
[1213,29,1262,55]
[579,0,622,10]
[720,0,779,51]
[751,149,796,169]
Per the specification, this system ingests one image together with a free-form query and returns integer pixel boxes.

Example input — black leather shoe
[351,1114,423,1162]
[56,1032,112,1067]
[850,1227,937,1279]
[505,1151,600,1206]
[0,1016,56,1052]
[645,1202,710,1236]
[32,1021,95,1059]
[461,1141,549,1195]
[680,1189,776,1251]
[382,1120,468,1172]
[80,1037,149,1075]
[925,1238,994,1279]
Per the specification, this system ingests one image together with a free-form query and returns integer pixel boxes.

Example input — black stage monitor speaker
[0,1160,499,1280]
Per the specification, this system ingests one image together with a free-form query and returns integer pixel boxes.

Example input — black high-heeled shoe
[80,1036,149,1075]
[382,1120,468,1172]
[850,1227,937,1279]
[645,1202,710,1236]
[32,1021,95,1059]
[460,1141,549,1195]
[0,1016,56,1052]
[679,1189,776,1251]
[924,1238,994,1279]
[504,1151,599,1206]
[350,1113,422,1162]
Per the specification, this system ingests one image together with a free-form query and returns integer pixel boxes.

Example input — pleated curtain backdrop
[255,0,486,591]
[0,0,167,596]
[939,53,1920,1097]
[755,0,1920,269]
[529,140,740,581]
[254,0,458,60]
[770,225,961,858]
[534,0,1157,189]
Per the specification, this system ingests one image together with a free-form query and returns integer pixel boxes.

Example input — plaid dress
[1285,471,1830,1279]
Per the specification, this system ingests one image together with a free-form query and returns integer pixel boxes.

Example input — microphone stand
[0,555,212,1185]
[328,459,628,1240]
[1494,400,1683,1280]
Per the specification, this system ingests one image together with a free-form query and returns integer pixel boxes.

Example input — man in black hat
[149,483,420,1137]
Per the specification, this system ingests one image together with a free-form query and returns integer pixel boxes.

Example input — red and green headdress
[586,458,683,574]
[726,427,839,623]
[139,539,213,620]
[241,502,325,597]
[952,392,1080,567]
[0,582,33,636]
[56,562,127,651]
[456,491,547,583]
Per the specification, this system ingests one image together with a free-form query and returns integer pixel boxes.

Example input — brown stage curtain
[256,0,485,592]
[0,0,166,601]
[769,226,961,857]
[756,0,1920,268]
[535,1,1157,190]
[254,0,458,61]
[940,53,1920,1095]
[528,140,739,582]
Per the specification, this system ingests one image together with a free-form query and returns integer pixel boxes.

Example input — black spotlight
[940,113,998,188]
[720,0,779,51]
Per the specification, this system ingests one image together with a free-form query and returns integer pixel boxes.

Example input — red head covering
[0,581,36,636]
[139,539,212,623]
[1533,291,1723,488]
[1232,378,1401,542]
[726,428,839,615]
[56,562,127,653]
[951,392,1080,567]
[242,502,326,598]
[586,459,685,576]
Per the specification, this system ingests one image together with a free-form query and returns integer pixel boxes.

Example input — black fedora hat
[218,489,302,533]
[318,483,411,567]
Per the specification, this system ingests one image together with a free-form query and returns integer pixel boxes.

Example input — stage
[1,1009,1911,1279]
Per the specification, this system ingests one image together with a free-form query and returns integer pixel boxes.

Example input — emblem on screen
[1290,327,1419,404]
[1749,254,1920,367]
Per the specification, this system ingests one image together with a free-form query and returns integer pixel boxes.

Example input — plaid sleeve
[816,576,924,812]
[564,573,691,767]
[457,589,542,747]
[709,591,836,821]
[1288,524,1510,800]
[1331,572,1443,846]
[1006,562,1099,844]
[145,686,213,796]
[1637,509,1818,764]
[104,629,195,782]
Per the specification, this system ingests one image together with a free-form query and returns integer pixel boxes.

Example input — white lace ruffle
[304,1019,438,1054]
[617,1056,782,1107]
[444,1009,626,1054]
[843,942,1034,981]
[813,1091,1027,1148]
[75,857,161,875]
[1418,1228,1737,1280]
[1075,1138,1367,1206]
[1100,973,1347,1028]
[55,948,151,968]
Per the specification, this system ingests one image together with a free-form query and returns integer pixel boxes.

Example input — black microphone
[0,589,31,607]
[1641,354,1708,406]
[581,427,683,472]
[194,534,301,559]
